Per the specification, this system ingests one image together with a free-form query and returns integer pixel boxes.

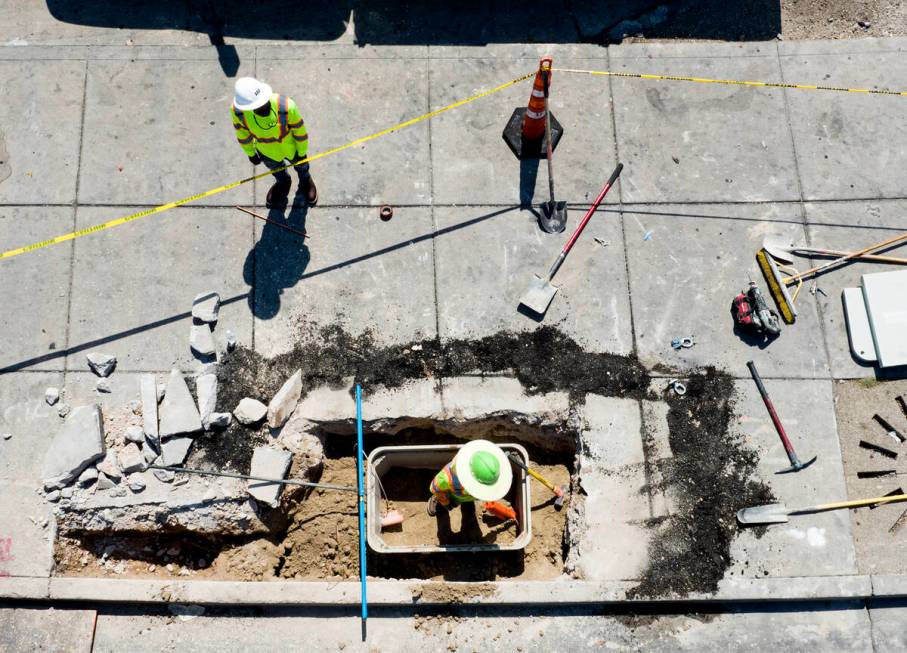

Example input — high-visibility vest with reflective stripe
[232,93,309,162]
[429,461,473,505]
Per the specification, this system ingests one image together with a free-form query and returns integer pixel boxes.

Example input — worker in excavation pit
[231,77,318,209]
[427,439,513,516]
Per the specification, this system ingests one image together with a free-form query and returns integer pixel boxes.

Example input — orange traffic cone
[503,56,564,160]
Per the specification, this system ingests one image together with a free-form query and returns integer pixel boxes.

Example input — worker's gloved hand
[248,153,262,165]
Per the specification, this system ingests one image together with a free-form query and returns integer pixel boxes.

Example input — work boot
[303,176,318,207]
[427,496,438,517]
[266,179,292,209]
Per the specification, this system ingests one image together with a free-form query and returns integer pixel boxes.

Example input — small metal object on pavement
[667,379,687,396]
[379,205,394,221]
[671,337,694,350]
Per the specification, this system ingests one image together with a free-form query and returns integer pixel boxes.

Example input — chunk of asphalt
[118,443,145,474]
[267,369,302,429]
[162,436,194,466]
[196,373,217,429]
[42,405,106,490]
[158,369,203,438]
[191,291,221,323]
[247,446,292,508]
[234,398,267,426]
[190,322,217,357]
[140,374,159,439]
[86,352,117,377]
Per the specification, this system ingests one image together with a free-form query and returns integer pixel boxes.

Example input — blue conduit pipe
[355,384,368,633]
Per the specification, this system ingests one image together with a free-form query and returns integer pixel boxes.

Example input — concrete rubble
[124,426,144,444]
[118,443,145,474]
[45,387,59,405]
[162,436,194,466]
[77,467,98,486]
[207,412,232,430]
[268,370,303,429]
[247,446,293,508]
[140,375,159,438]
[57,403,71,418]
[196,373,217,429]
[189,322,217,357]
[191,291,221,323]
[42,404,106,490]
[96,379,112,393]
[96,452,122,481]
[234,398,267,425]
[158,369,203,437]
[86,352,117,377]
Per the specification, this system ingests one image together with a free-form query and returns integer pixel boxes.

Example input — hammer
[507,452,567,509]
[747,361,817,474]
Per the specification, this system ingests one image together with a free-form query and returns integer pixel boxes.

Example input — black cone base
[502,107,563,160]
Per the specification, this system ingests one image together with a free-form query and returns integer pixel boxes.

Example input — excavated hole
[55,419,577,583]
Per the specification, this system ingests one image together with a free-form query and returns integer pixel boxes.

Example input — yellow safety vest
[429,461,473,505]
[232,94,309,162]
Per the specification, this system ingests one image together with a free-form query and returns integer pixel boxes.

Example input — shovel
[762,237,907,266]
[519,163,623,315]
[737,493,907,525]
[538,69,567,234]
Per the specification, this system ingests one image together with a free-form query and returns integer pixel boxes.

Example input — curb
[0,575,885,606]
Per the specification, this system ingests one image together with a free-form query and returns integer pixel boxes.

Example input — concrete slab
[257,50,431,206]
[728,379,857,577]
[429,49,615,205]
[0,372,63,484]
[622,203,830,378]
[0,484,54,577]
[0,207,74,373]
[871,598,907,653]
[779,38,907,200]
[78,59,253,206]
[0,607,95,653]
[66,206,252,372]
[434,205,633,354]
[0,60,84,204]
[609,42,799,203]
[802,200,907,378]
[252,207,435,357]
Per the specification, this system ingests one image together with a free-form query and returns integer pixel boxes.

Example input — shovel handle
[508,452,561,494]
[784,230,907,283]
[547,163,623,280]
[794,494,907,514]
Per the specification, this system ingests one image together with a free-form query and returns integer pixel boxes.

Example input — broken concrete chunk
[129,399,141,414]
[207,412,232,430]
[86,352,117,377]
[143,446,159,465]
[96,378,112,394]
[2,433,11,440]
[140,374,159,438]
[247,446,292,508]
[96,451,122,481]
[118,443,145,474]
[192,291,221,323]
[96,473,117,490]
[158,369,203,438]
[60,487,73,500]
[234,398,267,426]
[190,322,217,357]
[152,468,175,483]
[267,370,302,429]
[225,330,237,352]
[57,403,71,418]
[46,490,61,502]
[45,387,60,406]
[162,436,193,466]
[42,404,106,490]
[78,467,98,486]
[196,374,217,428]
[127,473,146,493]
[125,425,145,445]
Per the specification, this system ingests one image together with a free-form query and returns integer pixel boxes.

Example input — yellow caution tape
[553,67,907,96]
[0,72,535,262]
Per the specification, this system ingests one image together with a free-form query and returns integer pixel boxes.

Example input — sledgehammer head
[777,455,817,475]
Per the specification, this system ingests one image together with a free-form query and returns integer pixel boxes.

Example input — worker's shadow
[243,199,311,320]
[435,502,484,545]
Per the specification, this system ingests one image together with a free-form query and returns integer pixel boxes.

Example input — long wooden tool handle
[508,452,558,492]
[546,163,623,281]
[797,247,907,264]
[785,230,907,283]
[793,493,907,514]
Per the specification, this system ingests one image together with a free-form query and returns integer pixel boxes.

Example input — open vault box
[366,444,531,554]
[843,269,907,368]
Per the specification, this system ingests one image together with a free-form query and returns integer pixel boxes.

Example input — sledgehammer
[746,361,817,474]
[507,452,567,509]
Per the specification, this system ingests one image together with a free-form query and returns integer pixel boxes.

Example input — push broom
[757,229,907,324]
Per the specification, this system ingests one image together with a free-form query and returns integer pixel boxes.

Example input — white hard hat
[233,77,272,111]
[454,440,513,502]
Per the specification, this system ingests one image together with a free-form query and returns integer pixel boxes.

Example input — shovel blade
[762,237,796,264]
[519,274,558,315]
[736,503,791,525]
[539,201,568,234]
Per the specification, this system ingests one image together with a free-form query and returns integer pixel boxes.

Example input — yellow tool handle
[524,467,558,493]
[797,494,907,514]
[783,231,907,283]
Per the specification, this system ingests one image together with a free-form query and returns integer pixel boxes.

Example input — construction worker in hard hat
[232,77,318,209]
[427,439,513,516]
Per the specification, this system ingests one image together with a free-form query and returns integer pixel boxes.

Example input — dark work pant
[261,155,310,185]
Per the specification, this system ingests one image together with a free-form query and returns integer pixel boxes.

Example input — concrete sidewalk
[2,7,907,649]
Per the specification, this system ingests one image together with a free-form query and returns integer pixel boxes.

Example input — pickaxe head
[776,455,818,475]
[553,485,566,509]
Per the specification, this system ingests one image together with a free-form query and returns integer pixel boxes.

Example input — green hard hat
[470,451,500,485]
